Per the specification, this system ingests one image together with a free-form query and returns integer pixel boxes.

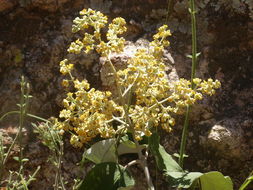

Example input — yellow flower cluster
[67,8,127,57]
[97,17,127,56]
[56,79,123,147]
[151,25,172,59]
[195,78,221,95]
[56,9,221,146]
[115,25,220,140]
[72,8,107,33]
[59,59,74,75]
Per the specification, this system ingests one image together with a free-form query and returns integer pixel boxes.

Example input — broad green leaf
[166,171,233,189]
[83,139,117,164]
[79,162,135,190]
[117,138,146,155]
[200,171,233,190]
[148,132,183,172]
[165,171,203,188]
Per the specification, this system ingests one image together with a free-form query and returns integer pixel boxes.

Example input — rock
[30,0,70,12]
[90,0,112,14]
[100,39,149,94]
[0,0,17,13]
[201,118,251,160]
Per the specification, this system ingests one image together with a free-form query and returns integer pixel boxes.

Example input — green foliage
[148,133,233,189]
[149,132,183,173]
[149,132,202,188]
[199,172,233,190]
[166,171,203,188]
[82,139,118,164]
[0,76,41,189]
[82,137,147,164]
[78,162,135,190]
[33,121,66,190]
[117,135,146,155]
[239,172,253,190]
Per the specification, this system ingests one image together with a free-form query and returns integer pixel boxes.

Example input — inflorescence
[56,8,221,147]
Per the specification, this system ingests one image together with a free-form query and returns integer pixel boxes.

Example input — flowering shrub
[56,8,220,148]
[3,5,251,190]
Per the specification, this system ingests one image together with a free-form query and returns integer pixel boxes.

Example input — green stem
[178,0,197,169]
[18,76,29,175]
[27,114,49,123]
[107,53,154,190]
[166,0,174,22]
[190,0,197,89]
[25,166,41,185]
[0,111,48,123]
[178,105,191,168]
[59,144,66,190]
[239,171,253,190]
[0,111,20,121]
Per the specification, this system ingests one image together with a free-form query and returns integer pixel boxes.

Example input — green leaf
[148,133,232,189]
[117,138,146,155]
[83,139,117,164]
[13,156,20,162]
[165,171,233,189]
[200,171,233,190]
[187,54,193,59]
[196,52,201,57]
[22,158,29,162]
[79,162,135,190]
[173,153,188,158]
[165,171,203,188]
[148,132,183,172]
[186,53,201,59]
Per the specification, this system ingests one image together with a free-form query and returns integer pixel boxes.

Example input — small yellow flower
[74,79,90,90]
[59,109,71,119]
[70,135,83,148]
[62,79,69,87]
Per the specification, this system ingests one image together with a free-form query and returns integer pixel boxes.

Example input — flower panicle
[56,9,221,147]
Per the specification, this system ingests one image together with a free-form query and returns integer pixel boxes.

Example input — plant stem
[133,136,154,190]
[18,77,26,173]
[239,171,253,190]
[189,0,197,89]
[18,76,30,176]
[107,53,155,190]
[178,105,191,168]
[178,0,197,169]
[166,0,174,22]
[0,77,31,185]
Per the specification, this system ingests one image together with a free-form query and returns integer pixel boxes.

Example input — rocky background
[0,0,253,189]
